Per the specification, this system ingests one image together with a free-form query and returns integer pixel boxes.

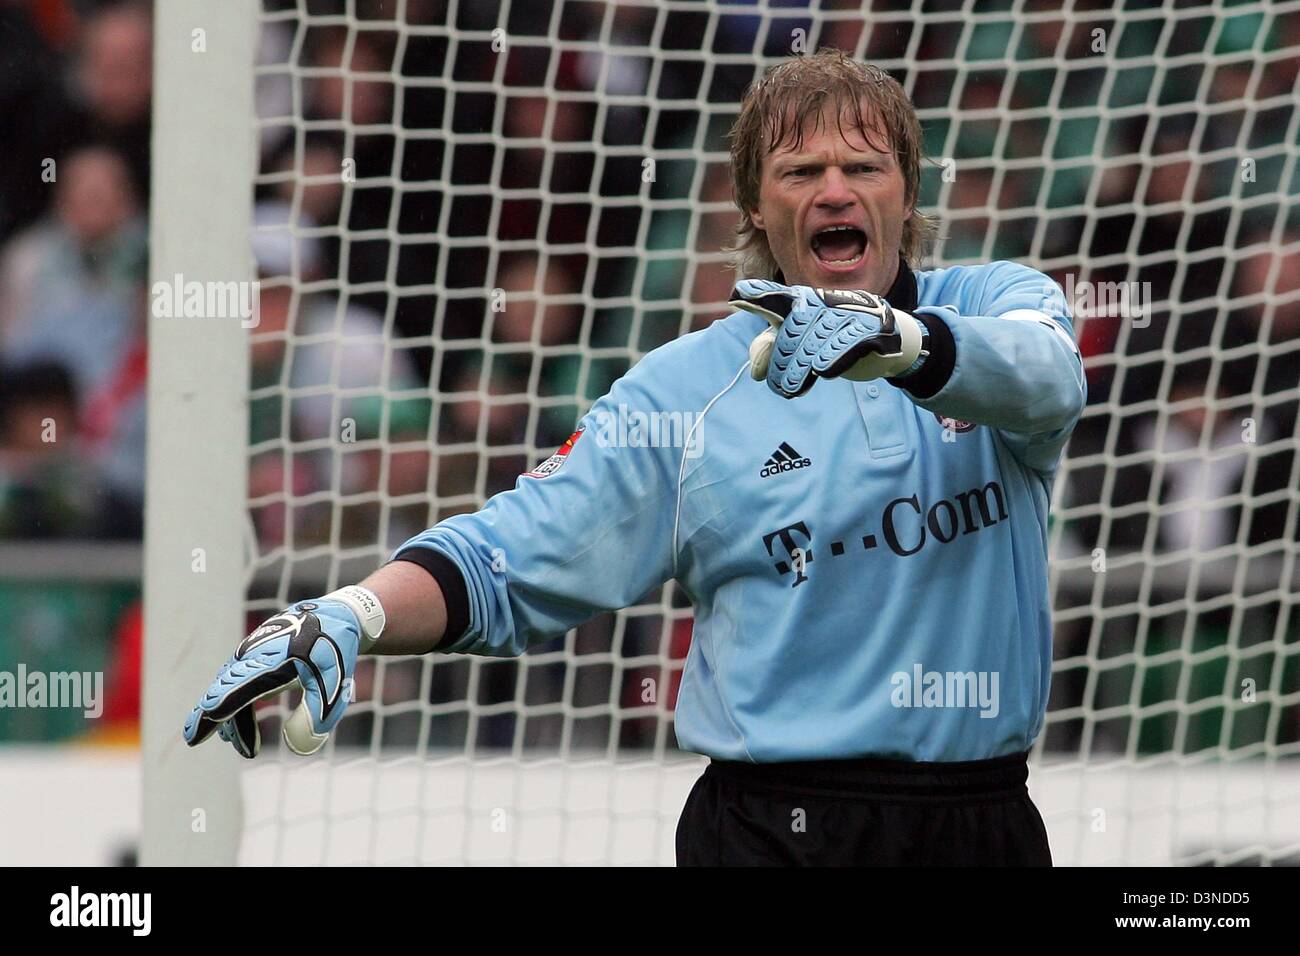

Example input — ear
[749,206,765,230]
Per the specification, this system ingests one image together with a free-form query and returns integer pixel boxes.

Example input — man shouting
[185,49,1085,867]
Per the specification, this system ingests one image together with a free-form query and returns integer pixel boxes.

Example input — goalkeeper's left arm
[733,261,1086,474]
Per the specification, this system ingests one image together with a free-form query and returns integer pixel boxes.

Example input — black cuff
[888,308,956,400]
[391,548,470,651]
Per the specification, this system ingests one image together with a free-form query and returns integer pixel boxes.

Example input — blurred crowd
[0,0,1297,753]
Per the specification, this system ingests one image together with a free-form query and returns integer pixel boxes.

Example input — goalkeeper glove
[182,585,385,758]
[729,279,926,399]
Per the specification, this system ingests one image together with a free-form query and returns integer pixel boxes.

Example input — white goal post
[145,0,1300,865]
[142,0,258,864]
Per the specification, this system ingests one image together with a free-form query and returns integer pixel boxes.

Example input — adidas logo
[760,442,812,478]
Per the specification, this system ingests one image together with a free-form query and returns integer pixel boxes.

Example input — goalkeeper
[185,50,1085,866]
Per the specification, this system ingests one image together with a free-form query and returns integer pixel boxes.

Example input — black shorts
[676,750,1052,866]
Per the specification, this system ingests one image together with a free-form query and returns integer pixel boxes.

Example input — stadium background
[0,0,1297,864]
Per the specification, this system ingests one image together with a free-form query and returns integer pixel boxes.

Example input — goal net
[151,0,1300,865]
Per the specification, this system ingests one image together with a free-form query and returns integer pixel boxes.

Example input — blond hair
[726,49,938,279]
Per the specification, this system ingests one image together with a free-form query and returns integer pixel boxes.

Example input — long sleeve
[391,344,691,657]
[893,260,1087,473]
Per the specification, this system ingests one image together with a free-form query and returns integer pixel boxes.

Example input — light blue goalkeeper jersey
[396,259,1086,762]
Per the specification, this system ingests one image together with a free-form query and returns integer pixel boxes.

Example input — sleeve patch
[523,425,585,479]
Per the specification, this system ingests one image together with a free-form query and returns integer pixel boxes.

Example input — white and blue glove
[183,586,385,757]
[729,279,926,398]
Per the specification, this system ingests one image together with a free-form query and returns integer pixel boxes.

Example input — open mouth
[810,225,867,266]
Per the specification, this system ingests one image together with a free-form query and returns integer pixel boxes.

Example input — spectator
[0,1,81,245]
[0,360,137,538]
[0,144,148,507]
[1134,371,1264,554]
[68,1,153,203]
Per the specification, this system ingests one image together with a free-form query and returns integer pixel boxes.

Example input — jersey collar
[772,254,918,312]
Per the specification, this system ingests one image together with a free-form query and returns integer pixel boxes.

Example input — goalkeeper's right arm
[184,328,713,758]
[357,560,449,655]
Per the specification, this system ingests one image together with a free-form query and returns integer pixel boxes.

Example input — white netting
[239,0,1300,864]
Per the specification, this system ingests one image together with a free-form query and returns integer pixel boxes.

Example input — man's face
[749,101,908,294]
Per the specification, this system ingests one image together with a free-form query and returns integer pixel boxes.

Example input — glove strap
[322,585,386,653]
[894,314,930,379]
